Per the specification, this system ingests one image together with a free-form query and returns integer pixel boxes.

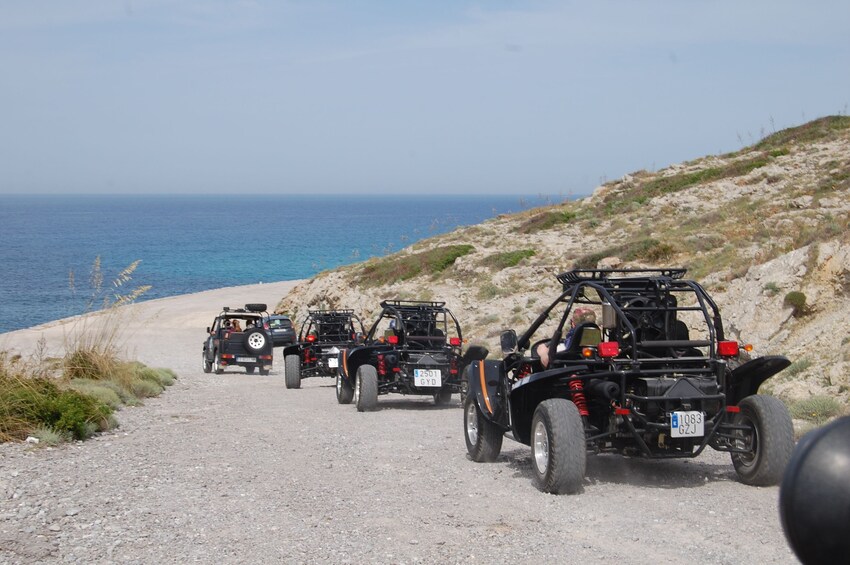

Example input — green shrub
[69,379,123,409]
[130,378,163,398]
[755,115,850,151]
[763,282,780,296]
[515,210,577,234]
[32,426,66,446]
[482,249,536,270]
[790,395,842,425]
[784,291,808,317]
[572,238,675,269]
[356,245,474,286]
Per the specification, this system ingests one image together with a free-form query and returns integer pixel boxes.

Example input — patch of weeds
[785,358,812,377]
[789,395,843,425]
[573,238,675,269]
[515,209,577,234]
[784,291,808,317]
[477,282,503,300]
[32,426,67,446]
[482,249,536,270]
[477,314,501,326]
[755,115,850,151]
[763,282,780,296]
[69,379,123,409]
[131,378,163,398]
[355,245,474,287]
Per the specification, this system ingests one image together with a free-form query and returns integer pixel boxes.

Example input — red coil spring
[569,378,589,417]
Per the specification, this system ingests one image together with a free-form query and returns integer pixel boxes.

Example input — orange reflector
[718,341,739,357]
[743,343,753,352]
[725,405,741,413]
[615,407,630,415]
[581,347,594,358]
[598,341,620,358]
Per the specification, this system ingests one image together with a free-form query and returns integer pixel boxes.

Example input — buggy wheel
[731,394,794,486]
[434,388,452,406]
[336,372,354,404]
[284,354,301,389]
[244,328,267,353]
[464,394,503,462]
[355,365,378,412]
[245,365,256,374]
[213,352,223,375]
[259,368,269,376]
[203,353,212,373]
[530,399,586,494]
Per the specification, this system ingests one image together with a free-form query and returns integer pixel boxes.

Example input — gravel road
[0,282,799,564]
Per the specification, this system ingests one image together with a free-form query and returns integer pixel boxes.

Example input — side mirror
[602,302,617,329]
[500,330,518,355]
[206,327,211,333]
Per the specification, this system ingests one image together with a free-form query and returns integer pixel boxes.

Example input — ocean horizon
[0,193,556,333]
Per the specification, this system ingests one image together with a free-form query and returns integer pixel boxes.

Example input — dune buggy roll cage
[519,268,726,362]
[366,300,463,344]
[298,309,365,343]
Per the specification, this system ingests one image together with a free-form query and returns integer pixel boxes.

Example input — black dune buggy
[337,300,488,411]
[282,309,366,389]
[203,304,274,375]
[464,269,795,494]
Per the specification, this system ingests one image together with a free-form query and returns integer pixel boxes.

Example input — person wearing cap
[537,307,597,368]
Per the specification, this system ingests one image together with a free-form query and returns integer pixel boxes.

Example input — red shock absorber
[377,354,386,376]
[569,377,589,417]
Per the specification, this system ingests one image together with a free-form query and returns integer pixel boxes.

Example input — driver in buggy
[537,307,597,368]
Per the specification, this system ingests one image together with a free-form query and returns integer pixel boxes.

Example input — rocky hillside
[278,116,850,411]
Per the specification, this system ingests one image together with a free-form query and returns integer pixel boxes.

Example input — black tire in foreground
[203,354,212,373]
[213,352,223,375]
[284,354,301,389]
[530,399,586,494]
[464,394,503,463]
[336,373,354,404]
[731,394,795,486]
[355,365,378,412]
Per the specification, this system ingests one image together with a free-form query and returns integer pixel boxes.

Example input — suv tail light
[598,342,620,358]
[718,341,739,357]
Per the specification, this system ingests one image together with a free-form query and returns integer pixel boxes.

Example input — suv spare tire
[243,328,268,353]
[245,303,268,312]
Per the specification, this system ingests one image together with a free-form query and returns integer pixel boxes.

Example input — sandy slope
[0,281,798,564]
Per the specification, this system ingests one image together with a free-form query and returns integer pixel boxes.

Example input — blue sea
[0,194,536,333]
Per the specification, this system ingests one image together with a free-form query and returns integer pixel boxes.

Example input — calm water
[0,194,532,333]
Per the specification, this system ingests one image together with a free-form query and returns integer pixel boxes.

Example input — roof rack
[556,268,688,286]
[307,309,355,316]
[381,300,447,310]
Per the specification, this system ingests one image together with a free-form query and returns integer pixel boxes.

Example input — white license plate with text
[328,358,339,368]
[237,357,256,363]
[414,369,442,387]
[670,411,704,438]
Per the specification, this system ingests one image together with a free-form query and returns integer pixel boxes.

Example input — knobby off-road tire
[731,394,794,486]
[464,394,503,462]
[336,372,354,404]
[355,365,378,412]
[203,353,212,373]
[434,388,452,406]
[531,399,586,494]
[285,354,301,389]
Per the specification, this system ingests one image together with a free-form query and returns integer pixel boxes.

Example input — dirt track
[0,282,798,564]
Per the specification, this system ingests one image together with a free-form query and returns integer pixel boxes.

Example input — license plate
[328,358,339,368]
[670,411,704,438]
[414,369,442,387]
[236,357,256,363]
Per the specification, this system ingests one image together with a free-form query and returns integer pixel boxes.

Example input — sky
[1,1,848,196]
